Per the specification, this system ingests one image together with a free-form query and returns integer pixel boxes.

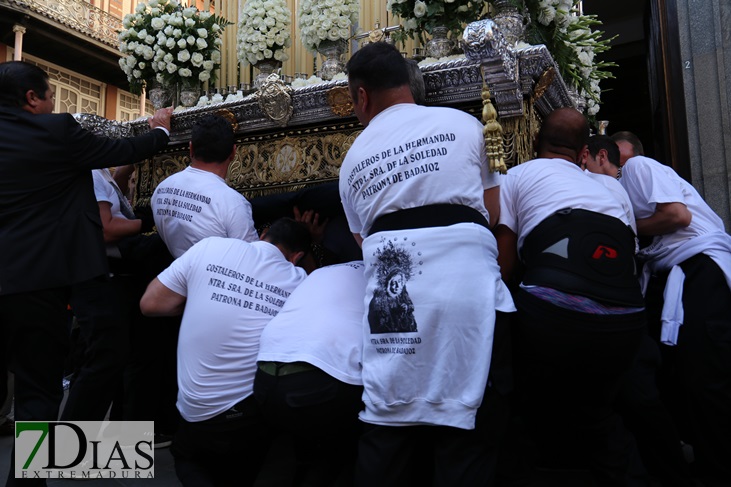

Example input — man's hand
[294,206,328,243]
[148,107,173,132]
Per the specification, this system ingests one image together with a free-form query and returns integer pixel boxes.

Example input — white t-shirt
[152,166,258,258]
[585,170,637,235]
[257,261,366,386]
[339,103,513,430]
[92,168,130,220]
[499,158,632,252]
[157,237,307,422]
[620,155,727,264]
[339,103,499,237]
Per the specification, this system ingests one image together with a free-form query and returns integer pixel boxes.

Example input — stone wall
[674,0,731,229]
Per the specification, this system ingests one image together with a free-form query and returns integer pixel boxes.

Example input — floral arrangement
[297,0,359,53]
[387,0,484,45]
[118,0,229,95]
[237,0,292,66]
[515,0,615,116]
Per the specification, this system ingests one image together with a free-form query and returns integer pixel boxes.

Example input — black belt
[258,361,317,377]
[369,204,489,235]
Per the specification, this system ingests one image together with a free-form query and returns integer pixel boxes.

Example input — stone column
[673,0,731,229]
[13,24,26,61]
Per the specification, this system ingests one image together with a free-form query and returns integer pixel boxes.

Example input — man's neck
[190,160,229,179]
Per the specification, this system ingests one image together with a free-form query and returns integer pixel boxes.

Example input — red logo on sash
[592,245,618,259]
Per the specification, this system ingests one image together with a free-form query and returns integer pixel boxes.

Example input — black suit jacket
[0,107,169,295]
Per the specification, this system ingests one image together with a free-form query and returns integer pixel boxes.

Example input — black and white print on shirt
[368,239,418,334]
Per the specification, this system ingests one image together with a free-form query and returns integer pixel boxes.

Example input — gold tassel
[481,80,508,174]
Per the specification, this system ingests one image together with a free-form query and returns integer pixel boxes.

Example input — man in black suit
[0,61,171,485]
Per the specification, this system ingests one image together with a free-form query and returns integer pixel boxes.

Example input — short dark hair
[263,217,312,256]
[611,131,644,156]
[406,59,426,105]
[346,42,409,101]
[190,114,234,163]
[0,61,50,108]
[588,135,621,168]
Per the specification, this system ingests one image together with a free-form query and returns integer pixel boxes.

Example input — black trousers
[648,253,731,486]
[171,395,271,487]
[61,275,129,421]
[1,285,71,487]
[254,366,364,486]
[513,288,645,487]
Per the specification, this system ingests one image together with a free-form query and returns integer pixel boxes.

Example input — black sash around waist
[369,204,490,235]
[520,208,644,307]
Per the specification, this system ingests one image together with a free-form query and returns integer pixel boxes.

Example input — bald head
[535,107,589,164]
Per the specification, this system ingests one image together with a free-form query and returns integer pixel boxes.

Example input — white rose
[199,71,211,82]
[164,25,174,35]
[413,1,426,18]
[142,46,155,60]
[133,69,142,79]
[197,38,209,49]
[166,38,176,49]
[203,60,215,70]
[191,52,204,66]
[151,18,165,30]
[145,35,156,45]
[187,35,196,45]
[263,48,273,58]
[177,49,191,62]
[197,28,208,38]
[135,3,145,13]
[173,29,182,38]
[177,39,187,48]
[182,7,196,17]
[211,50,221,63]
[185,18,195,28]
[166,63,178,73]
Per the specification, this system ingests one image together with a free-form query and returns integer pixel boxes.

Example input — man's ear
[357,86,368,111]
[598,148,609,166]
[24,89,41,110]
[288,250,305,265]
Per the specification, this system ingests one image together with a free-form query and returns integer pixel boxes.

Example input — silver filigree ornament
[257,74,294,127]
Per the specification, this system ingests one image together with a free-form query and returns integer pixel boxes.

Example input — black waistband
[521,208,644,307]
[369,204,490,235]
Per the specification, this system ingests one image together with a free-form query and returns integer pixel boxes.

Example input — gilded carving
[327,87,354,117]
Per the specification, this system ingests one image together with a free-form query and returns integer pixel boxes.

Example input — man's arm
[636,202,692,236]
[495,224,519,285]
[140,278,186,317]
[98,202,142,243]
[483,187,500,229]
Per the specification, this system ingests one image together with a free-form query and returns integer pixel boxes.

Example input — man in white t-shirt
[617,138,731,485]
[496,108,646,486]
[140,218,310,486]
[255,261,366,486]
[339,42,514,486]
[583,136,694,486]
[152,114,258,258]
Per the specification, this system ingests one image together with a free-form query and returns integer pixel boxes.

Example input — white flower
[151,18,165,30]
[185,18,195,28]
[177,39,187,48]
[197,28,208,38]
[191,52,204,66]
[178,67,192,77]
[197,38,209,49]
[202,60,215,71]
[177,50,191,62]
[413,1,426,18]
[187,35,196,45]
[166,63,177,74]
